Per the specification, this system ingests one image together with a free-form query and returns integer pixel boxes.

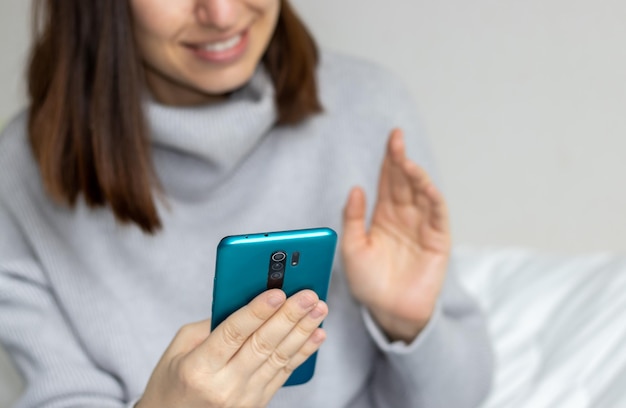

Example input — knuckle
[282,361,297,376]
[221,322,247,348]
[172,321,211,350]
[282,307,304,326]
[284,348,314,374]
[249,332,273,358]
[293,321,314,338]
[175,323,195,340]
[267,348,291,369]
[298,341,319,360]
[246,303,269,322]
[237,399,260,408]
[176,358,203,391]
[176,357,239,407]
[210,391,231,407]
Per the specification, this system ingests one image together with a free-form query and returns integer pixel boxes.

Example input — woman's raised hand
[341,128,451,343]
[137,289,327,408]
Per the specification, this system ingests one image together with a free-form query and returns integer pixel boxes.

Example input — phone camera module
[267,250,287,290]
[272,252,286,262]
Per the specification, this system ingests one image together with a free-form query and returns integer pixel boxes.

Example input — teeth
[202,35,242,52]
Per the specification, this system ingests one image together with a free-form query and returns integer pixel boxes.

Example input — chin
[201,81,247,96]
[200,62,258,94]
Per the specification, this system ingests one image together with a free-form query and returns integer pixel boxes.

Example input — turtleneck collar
[145,66,277,173]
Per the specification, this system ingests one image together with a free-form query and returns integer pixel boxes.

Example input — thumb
[342,187,368,251]
[169,318,212,356]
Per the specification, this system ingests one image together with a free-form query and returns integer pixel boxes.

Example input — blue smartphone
[211,227,337,386]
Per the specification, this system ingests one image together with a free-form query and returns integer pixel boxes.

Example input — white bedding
[455,248,626,408]
[1,248,626,407]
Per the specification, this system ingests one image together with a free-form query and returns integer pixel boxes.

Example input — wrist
[368,306,433,343]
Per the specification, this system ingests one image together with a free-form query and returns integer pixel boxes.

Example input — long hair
[27,0,322,233]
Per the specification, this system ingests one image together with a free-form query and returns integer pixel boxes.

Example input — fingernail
[298,293,317,310]
[311,330,326,344]
[309,305,325,319]
[268,292,285,307]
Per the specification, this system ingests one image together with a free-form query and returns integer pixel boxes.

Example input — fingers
[388,129,415,205]
[160,291,327,408]
[264,328,327,393]
[342,187,368,250]
[377,129,413,205]
[425,184,449,233]
[195,289,287,369]
[228,290,326,375]
[375,128,450,234]
[404,160,449,233]
[252,301,328,383]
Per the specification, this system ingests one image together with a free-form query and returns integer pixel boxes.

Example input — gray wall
[290,0,626,254]
[0,0,625,403]
[0,1,29,128]
[2,0,625,254]
[1,3,33,407]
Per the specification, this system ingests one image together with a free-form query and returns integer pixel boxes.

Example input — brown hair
[27,0,322,233]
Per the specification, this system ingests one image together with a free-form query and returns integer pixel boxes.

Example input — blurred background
[1,0,625,256]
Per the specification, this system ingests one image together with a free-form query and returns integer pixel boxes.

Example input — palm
[341,129,451,338]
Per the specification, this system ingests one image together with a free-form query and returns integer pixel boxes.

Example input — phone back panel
[211,227,337,386]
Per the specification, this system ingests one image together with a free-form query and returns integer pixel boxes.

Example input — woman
[0,0,493,407]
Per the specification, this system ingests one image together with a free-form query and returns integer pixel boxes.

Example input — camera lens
[271,262,283,271]
[270,271,283,280]
[272,252,286,262]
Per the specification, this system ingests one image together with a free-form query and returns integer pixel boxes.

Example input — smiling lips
[203,34,243,52]
[186,30,249,63]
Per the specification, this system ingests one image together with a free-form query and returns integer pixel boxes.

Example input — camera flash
[291,251,300,266]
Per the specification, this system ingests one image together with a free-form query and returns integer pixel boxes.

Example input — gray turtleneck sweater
[0,51,492,408]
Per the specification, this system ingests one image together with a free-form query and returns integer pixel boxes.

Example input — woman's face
[130,0,281,105]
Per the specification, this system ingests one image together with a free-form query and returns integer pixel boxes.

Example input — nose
[195,0,238,31]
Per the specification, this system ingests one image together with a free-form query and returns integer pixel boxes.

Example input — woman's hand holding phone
[136,289,328,408]
[341,128,451,343]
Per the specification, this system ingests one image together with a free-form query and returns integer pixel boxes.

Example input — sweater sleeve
[0,203,142,407]
[362,263,494,407]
